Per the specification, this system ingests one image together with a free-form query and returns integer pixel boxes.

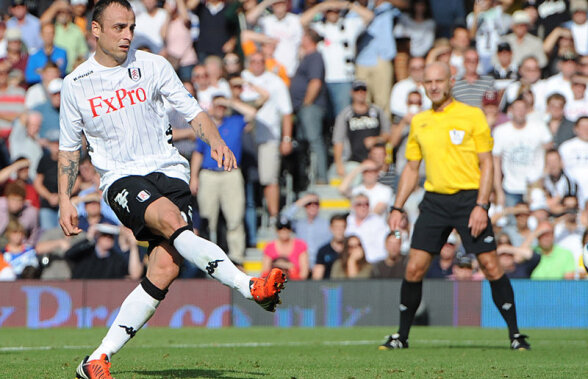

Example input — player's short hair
[92,0,132,26]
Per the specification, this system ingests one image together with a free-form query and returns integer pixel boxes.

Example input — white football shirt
[60,49,203,193]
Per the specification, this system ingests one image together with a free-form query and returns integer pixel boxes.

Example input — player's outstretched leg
[250,268,287,312]
[170,226,287,311]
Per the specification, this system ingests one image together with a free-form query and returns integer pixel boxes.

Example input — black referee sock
[489,274,520,339]
[397,279,422,342]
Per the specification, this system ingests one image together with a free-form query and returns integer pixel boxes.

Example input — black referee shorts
[106,172,193,251]
[411,190,497,255]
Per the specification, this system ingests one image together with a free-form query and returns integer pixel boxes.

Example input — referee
[380,62,530,350]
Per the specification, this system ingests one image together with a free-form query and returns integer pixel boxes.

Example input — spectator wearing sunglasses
[281,192,331,268]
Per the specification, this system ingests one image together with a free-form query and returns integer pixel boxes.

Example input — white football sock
[89,284,159,361]
[173,230,252,299]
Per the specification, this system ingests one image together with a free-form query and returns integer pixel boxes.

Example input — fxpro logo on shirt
[88,87,147,118]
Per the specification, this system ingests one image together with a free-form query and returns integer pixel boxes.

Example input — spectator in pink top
[262,218,309,280]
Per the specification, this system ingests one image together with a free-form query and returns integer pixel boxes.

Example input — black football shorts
[106,172,193,250]
[410,190,497,255]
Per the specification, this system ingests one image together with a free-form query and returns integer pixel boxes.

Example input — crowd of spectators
[0,0,587,282]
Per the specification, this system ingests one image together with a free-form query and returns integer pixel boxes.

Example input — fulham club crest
[128,67,142,81]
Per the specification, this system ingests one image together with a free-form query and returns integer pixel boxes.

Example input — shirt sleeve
[404,117,422,161]
[274,78,293,115]
[471,107,493,153]
[155,55,203,123]
[332,109,348,143]
[59,76,84,151]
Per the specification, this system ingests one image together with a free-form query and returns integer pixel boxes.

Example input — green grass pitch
[1,327,587,378]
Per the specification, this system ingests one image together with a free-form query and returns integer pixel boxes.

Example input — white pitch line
[1,339,586,352]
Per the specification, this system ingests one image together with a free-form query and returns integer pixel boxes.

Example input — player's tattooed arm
[58,149,81,198]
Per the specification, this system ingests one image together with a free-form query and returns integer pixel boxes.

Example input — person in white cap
[32,77,62,140]
[563,0,588,55]
[503,10,547,68]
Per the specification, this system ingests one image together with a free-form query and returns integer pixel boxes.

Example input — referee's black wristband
[389,206,405,213]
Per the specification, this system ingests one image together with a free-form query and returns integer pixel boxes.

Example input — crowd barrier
[0,280,586,328]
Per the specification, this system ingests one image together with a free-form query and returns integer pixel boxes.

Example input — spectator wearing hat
[481,89,508,129]
[545,93,576,148]
[262,218,309,281]
[32,77,62,141]
[0,181,40,247]
[504,10,548,68]
[65,223,143,280]
[530,220,576,279]
[542,26,577,77]
[491,42,517,90]
[300,0,374,118]
[70,0,91,38]
[0,28,28,82]
[332,79,390,179]
[453,48,495,108]
[563,0,588,56]
[493,96,553,208]
[33,128,60,230]
[76,192,119,233]
[24,22,67,85]
[289,28,328,184]
[40,0,88,74]
[0,59,25,135]
[6,0,42,55]
[281,192,331,269]
[543,51,577,105]
[344,193,389,264]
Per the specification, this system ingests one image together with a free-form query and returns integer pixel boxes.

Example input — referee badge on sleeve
[449,129,465,145]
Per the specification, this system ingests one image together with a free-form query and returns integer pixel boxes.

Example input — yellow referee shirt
[405,100,493,194]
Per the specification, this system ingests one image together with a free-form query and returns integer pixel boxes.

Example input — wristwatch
[282,136,292,143]
[389,206,405,213]
[476,203,490,211]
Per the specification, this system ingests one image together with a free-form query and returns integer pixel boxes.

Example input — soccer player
[380,62,530,351]
[57,1,286,378]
